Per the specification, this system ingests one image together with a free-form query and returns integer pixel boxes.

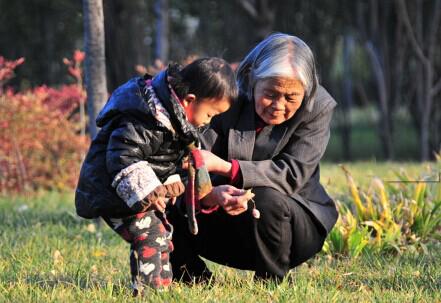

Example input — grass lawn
[0,163,440,302]
[324,106,421,161]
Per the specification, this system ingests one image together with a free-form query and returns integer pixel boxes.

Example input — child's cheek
[186,110,193,123]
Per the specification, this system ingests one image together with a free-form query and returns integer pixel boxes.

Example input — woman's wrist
[200,194,220,214]
[200,191,217,208]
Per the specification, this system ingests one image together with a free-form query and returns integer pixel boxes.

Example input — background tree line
[1,0,440,161]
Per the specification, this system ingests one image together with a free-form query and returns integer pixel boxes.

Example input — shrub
[0,55,89,193]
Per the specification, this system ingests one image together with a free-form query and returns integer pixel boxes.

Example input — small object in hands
[252,205,260,219]
[245,189,260,219]
[185,145,213,235]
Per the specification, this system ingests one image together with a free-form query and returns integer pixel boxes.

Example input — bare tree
[396,0,441,160]
[83,0,108,139]
[356,0,397,159]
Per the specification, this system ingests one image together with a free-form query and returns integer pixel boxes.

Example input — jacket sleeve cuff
[200,204,219,214]
[111,161,161,208]
[236,160,256,189]
[229,159,242,186]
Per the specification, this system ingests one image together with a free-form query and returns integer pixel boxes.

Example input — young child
[75,58,237,294]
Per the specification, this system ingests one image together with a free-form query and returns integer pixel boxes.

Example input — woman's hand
[201,185,255,216]
[182,150,232,177]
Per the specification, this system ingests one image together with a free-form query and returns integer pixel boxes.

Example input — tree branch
[427,0,441,62]
[395,0,427,63]
[236,0,258,20]
[431,78,441,97]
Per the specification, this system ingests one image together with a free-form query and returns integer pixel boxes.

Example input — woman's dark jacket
[200,86,338,233]
[75,71,196,219]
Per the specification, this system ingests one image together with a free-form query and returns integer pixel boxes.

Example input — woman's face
[253,77,305,125]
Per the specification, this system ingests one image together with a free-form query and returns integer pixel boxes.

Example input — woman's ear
[181,93,196,108]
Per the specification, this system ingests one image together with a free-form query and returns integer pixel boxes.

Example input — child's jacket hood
[96,76,152,128]
[95,70,199,146]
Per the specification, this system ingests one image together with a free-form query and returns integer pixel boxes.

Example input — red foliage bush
[0,55,90,193]
[0,56,25,89]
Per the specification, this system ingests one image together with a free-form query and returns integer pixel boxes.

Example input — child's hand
[181,156,189,170]
[164,181,185,198]
[142,185,168,212]
[163,174,185,202]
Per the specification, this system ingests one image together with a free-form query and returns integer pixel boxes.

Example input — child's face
[183,96,231,127]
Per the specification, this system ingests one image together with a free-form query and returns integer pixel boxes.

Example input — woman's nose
[272,98,285,110]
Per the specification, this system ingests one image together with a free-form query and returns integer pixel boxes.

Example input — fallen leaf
[90,264,98,275]
[53,250,63,265]
[86,223,96,233]
[92,249,107,257]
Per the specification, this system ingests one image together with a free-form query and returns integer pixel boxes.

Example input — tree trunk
[83,0,108,139]
[357,0,394,159]
[341,35,353,160]
[103,0,149,91]
[421,62,434,160]
[365,42,393,159]
[420,104,430,161]
[155,0,169,63]
[392,16,406,113]
[395,0,441,160]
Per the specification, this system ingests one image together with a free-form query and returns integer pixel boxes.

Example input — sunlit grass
[0,163,440,302]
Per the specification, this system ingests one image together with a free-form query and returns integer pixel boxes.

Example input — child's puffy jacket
[75,70,198,218]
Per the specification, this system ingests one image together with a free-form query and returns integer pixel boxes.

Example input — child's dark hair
[168,58,238,103]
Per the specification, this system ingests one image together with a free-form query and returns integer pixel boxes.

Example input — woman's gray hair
[236,33,319,109]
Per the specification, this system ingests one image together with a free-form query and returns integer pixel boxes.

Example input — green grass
[1,163,440,302]
[324,106,420,161]
[320,161,432,197]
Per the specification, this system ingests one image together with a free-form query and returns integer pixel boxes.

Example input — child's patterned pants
[102,210,174,293]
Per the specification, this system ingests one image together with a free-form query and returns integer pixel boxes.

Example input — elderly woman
[169,33,338,281]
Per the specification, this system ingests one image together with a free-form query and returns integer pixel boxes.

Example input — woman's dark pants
[169,186,327,281]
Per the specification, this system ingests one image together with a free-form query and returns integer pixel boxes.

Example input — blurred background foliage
[0,0,440,163]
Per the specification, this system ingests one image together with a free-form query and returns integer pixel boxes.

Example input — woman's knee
[288,201,326,267]
[251,187,293,263]
[251,187,326,268]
